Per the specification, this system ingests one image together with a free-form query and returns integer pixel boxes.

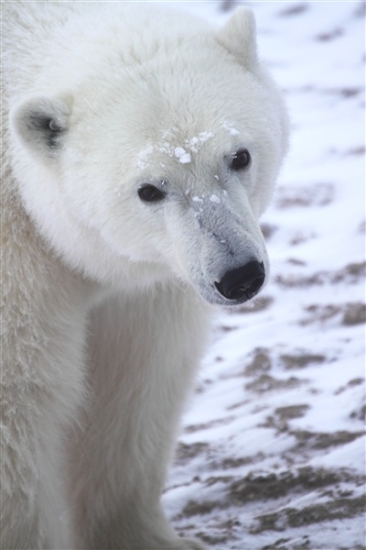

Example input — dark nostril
[215,261,265,301]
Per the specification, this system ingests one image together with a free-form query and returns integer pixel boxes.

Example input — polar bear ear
[11,96,72,158]
[216,7,257,70]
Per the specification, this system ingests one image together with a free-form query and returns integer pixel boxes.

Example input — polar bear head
[10,7,288,305]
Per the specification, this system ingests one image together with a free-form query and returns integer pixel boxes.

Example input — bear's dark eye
[138,184,166,203]
[230,149,251,171]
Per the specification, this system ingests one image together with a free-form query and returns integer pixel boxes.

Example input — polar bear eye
[230,149,251,171]
[138,184,166,203]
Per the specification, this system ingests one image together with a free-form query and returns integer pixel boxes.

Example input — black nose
[215,261,265,301]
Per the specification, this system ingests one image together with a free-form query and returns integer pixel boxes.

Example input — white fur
[1,3,288,548]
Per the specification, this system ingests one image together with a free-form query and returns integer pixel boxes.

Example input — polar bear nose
[215,261,265,301]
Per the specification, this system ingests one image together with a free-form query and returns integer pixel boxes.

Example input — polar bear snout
[215,260,265,302]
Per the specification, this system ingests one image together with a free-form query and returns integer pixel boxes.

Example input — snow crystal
[222,121,240,136]
[179,153,191,164]
[209,194,221,204]
[174,147,191,164]
[136,144,154,170]
[186,131,214,153]
[174,147,186,158]
[198,131,214,142]
[158,142,174,157]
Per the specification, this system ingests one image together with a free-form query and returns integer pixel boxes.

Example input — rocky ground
[162,2,365,549]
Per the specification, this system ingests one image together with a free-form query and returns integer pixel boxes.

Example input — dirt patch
[290,429,365,450]
[218,325,237,332]
[205,475,234,487]
[228,467,357,505]
[217,455,261,470]
[299,301,365,326]
[245,374,303,393]
[280,353,326,369]
[316,28,343,42]
[274,404,310,420]
[184,416,235,434]
[194,531,229,545]
[276,261,366,289]
[346,146,366,155]
[342,302,366,325]
[354,2,366,19]
[290,232,316,246]
[278,3,309,17]
[333,261,366,283]
[178,468,365,521]
[260,406,312,432]
[251,496,365,533]
[339,87,362,98]
[335,377,364,395]
[276,273,326,287]
[174,442,210,465]
[260,536,311,550]
[181,499,220,517]
[350,404,366,421]
[275,183,334,209]
[287,258,307,266]
[300,304,341,324]
[245,349,272,376]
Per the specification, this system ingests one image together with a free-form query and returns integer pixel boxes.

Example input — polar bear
[1,2,288,549]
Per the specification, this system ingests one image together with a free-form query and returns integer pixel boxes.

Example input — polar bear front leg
[1,396,74,550]
[1,273,90,550]
[69,285,210,550]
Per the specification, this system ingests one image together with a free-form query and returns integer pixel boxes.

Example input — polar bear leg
[1,254,91,549]
[69,286,210,549]
[1,390,74,550]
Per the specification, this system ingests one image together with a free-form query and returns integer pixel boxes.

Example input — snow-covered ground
[161,2,365,549]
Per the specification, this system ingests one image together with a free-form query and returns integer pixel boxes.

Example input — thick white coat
[1,2,288,548]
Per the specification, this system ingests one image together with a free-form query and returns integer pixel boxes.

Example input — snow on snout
[136,143,192,168]
[209,194,221,204]
[186,131,214,153]
[136,144,154,169]
[136,130,216,169]
[174,147,191,165]
[222,121,240,136]
[192,193,222,205]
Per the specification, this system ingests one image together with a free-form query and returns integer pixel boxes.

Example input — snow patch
[186,131,214,153]
[222,120,240,136]
[209,194,221,204]
[158,142,174,157]
[174,147,191,164]
[136,144,154,170]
